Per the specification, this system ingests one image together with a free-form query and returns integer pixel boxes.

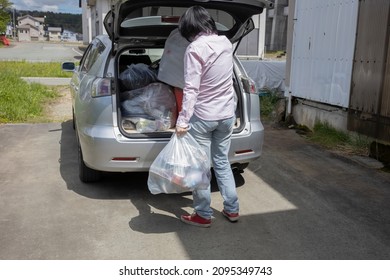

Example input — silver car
[62,0,270,182]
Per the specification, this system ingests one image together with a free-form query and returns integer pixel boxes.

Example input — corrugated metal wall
[290,0,359,108]
[348,0,390,142]
[382,35,390,118]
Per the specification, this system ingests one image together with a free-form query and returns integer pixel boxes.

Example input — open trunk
[105,1,272,138]
[115,46,244,137]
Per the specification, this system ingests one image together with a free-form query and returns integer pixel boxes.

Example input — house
[17,15,45,41]
[48,27,62,41]
[61,30,79,42]
[80,0,111,45]
[284,0,390,152]
[266,0,289,51]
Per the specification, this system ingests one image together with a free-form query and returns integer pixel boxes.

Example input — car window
[122,6,234,31]
[79,39,106,73]
[78,44,91,72]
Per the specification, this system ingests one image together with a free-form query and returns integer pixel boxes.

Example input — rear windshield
[121,6,234,31]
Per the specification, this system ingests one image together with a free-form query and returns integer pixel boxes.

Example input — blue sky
[11,0,82,14]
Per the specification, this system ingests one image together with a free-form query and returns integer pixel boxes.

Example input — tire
[232,162,249,174]
[78,141,102,183]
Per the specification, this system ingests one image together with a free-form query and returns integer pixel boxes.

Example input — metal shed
[286,0,390,144]
[348,0,390,143]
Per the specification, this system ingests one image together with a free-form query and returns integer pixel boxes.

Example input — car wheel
[232,163,249,174]
[78,141,102,183]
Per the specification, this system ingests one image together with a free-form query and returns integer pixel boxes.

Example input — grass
[259,91,372,156]
[306,122,371,156]
[0,61,69,123]
[0,61,73,77]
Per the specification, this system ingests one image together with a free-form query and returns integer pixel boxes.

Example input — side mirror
[62,62,76,72]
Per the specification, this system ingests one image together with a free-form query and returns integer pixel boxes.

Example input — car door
[70,44,90,104]
[73,38,107,126]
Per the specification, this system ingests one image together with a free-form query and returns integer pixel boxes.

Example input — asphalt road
[1,41,390,260]
[0,41,83,62]
[0,120,389,260]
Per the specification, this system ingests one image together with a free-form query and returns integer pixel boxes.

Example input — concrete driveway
[0,120,389,260]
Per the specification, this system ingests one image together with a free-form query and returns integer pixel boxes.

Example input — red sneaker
[180,212,211,228]
[222,210,239,222]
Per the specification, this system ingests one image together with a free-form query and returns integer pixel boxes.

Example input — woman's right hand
[175,126,188,137]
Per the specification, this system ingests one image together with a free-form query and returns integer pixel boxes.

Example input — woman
[176,6,239,227]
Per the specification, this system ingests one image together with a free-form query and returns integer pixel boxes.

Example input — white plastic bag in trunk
[157,29,190,89]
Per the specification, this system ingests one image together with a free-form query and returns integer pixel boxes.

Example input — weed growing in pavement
[258,88,375,159]
[259,89,281,120]
[307,122,371,156]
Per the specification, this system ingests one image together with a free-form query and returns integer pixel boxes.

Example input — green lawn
[0,61,71,123]
[0,61,73,77]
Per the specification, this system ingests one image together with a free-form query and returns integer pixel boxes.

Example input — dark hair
[178,6,218,42]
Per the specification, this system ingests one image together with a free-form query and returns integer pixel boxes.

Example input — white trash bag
[157,28,190,89]
[148,133,211,194]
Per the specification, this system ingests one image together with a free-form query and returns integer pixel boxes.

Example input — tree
[0,0,12,34]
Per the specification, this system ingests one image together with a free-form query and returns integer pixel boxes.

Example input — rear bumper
[79,125,169,172]
[78,120,264,173]
[230,120,264,164]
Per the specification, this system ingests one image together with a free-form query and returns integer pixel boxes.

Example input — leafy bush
[260,89,282,119]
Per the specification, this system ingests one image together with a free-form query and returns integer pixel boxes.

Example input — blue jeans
[189,115,239,219]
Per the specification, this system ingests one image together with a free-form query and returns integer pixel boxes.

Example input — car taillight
[249,79,257,94]
[241,77,257,95]
[91,78,111,97]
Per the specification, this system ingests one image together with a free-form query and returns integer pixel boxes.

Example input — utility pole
[12,8,15,38]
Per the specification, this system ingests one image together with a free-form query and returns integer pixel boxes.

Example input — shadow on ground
[58,120,390,259]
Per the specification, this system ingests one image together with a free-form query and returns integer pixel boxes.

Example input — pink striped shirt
[176,34,235,128]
